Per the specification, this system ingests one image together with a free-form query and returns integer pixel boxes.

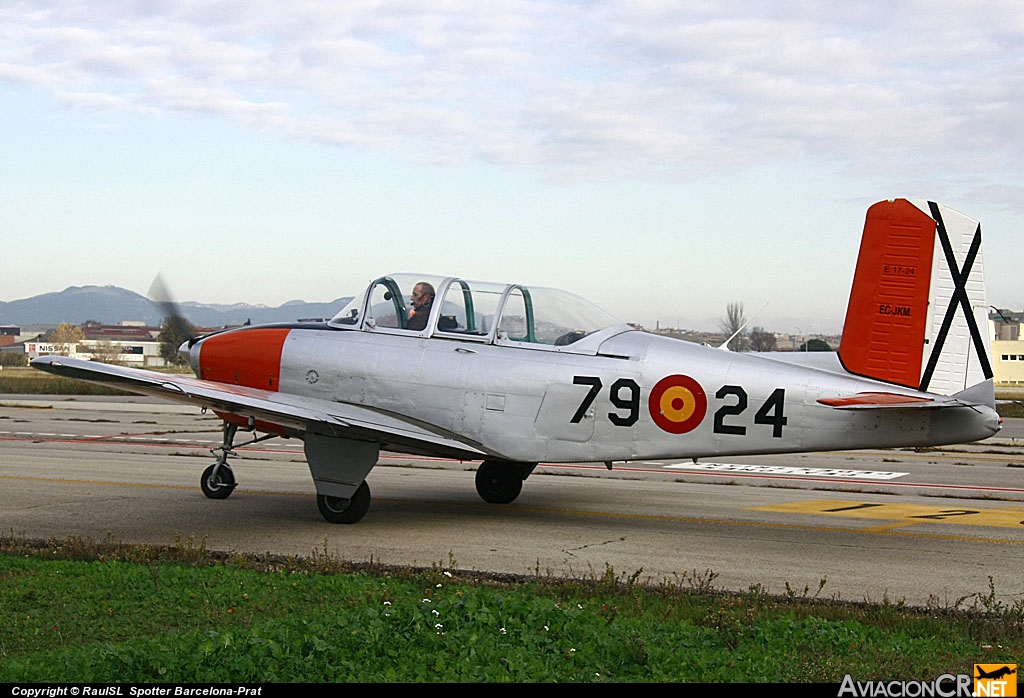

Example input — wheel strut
[200,421,279,500]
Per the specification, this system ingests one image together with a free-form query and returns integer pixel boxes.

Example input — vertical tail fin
[838,198,994,397]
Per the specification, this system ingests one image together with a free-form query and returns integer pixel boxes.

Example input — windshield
[330,293,365,326]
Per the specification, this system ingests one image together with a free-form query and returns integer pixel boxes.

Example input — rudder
[838,199,993,396]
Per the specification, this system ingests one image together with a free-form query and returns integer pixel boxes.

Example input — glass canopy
[329,273,623,348]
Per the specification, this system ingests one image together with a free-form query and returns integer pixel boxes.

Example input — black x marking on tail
[919,202,993,392]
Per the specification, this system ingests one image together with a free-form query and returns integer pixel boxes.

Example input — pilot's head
[411,282,435,310]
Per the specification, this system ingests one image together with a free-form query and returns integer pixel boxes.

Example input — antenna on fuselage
[719,301,768,352]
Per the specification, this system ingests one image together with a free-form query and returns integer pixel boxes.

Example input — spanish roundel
[649,374,707,434]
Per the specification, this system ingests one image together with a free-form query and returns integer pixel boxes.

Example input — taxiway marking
[666,463,908,480]
[754,499,1024,530]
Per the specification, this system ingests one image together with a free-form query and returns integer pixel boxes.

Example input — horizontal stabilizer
[818,388,993,411]
[818,392,933,408]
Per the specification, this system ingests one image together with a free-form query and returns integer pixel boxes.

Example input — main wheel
[200,464,236,499]
[475,461,523,504]
[316,481,371,524]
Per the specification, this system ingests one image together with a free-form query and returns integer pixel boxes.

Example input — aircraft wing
[29,356,491,460]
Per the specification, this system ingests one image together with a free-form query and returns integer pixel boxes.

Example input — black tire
[475,460,523,504]
[200,464,236,500]
[316,481,371,524]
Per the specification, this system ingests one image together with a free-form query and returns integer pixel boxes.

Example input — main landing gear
[475,460,536,504]
[303,433,379,525]
[316,482,371,524]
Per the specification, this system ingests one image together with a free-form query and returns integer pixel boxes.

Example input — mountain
[0,286,352,328]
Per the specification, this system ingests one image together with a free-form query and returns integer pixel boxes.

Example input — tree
[87,340,122,365]
[749,326,777,352]
[719,301,749,351]
[159,316,197,366]
[50,323,84,356]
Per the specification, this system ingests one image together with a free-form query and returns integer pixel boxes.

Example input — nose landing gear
[200,421,276,500]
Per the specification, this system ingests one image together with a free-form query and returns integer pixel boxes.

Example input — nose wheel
[201,463,236,499]
[200,420,277,501]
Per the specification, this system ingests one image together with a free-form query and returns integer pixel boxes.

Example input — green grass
[0,374,135,395]
[0,368,186,396]
[0,536,1021,683]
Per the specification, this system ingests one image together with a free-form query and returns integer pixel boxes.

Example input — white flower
[500,627,507,635]
[444,571,452,577]
[432,609,440,616]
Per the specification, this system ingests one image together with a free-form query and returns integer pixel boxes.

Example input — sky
[1,1,1022,334]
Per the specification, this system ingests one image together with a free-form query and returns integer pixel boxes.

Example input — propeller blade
[148,273,198,345]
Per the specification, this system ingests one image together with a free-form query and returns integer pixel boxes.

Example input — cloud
[2,1,1022,194]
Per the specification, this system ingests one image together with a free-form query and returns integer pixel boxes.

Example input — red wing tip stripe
[818,392,934,407]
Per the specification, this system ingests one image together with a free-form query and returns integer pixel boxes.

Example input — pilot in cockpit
[406,282,435,331]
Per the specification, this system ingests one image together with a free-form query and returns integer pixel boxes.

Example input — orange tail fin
[838,199,993,396]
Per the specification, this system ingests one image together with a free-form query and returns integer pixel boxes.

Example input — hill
[0,286,351,327]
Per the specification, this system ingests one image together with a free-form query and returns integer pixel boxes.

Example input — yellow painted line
[0,474,310,498]
[754,499,1024,529]
[1,474,192,490]
[461,503,1024,545]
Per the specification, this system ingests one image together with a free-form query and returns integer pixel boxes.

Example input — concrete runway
[2,395,1023,607]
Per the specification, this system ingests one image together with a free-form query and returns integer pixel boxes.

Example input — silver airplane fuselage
[200,321,998,465]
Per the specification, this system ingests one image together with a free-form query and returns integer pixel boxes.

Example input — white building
[992,310,1024,387]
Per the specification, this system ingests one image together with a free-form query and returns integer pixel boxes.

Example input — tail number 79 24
[570,375,787,438]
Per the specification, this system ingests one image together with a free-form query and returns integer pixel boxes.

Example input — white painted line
[665,462,909,480]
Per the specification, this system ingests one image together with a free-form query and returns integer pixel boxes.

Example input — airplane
[975,666,1016,681]
[30,198,1001,524]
